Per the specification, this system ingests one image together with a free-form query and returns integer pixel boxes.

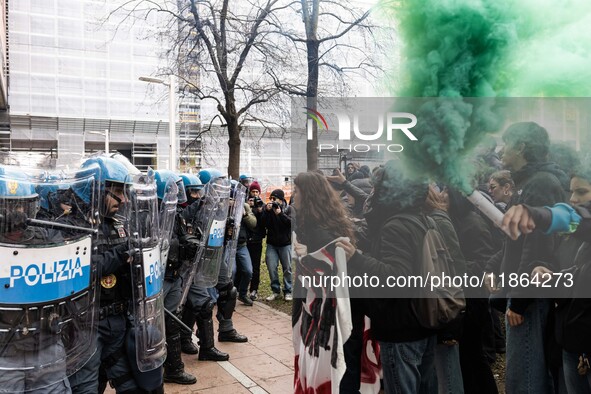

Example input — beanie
[249,181,261,193]
[270,188,285,201]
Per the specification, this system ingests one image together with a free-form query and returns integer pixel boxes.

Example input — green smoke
[378,0,591,192]
[377,0,514,192]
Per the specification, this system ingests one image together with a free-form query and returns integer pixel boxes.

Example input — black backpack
[395,213,466,330]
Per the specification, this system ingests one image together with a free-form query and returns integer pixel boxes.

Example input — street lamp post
[88,129,109,154]
[139,75,177,171]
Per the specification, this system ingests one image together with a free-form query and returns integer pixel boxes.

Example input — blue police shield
[222,182,247,282]
[126,172,166,372]
[193,177,231,288]
[0,165,100,392]
[158,177,178,265]
[178,177,230,310]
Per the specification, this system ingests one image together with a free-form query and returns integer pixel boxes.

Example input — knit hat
[249,181,261,193]
[270,188,285,201]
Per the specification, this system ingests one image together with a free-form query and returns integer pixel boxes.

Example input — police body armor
[159,178,179,269]
[192,178,231,288]
[222,183,247,281]
[126,172,166,372]
[0,166,100,392]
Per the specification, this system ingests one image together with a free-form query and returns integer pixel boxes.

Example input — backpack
[395,213,466,330]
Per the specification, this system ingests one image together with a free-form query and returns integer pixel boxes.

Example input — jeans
[247,241,263,292]
[265,244,292,294]
[379,335,438,394]
[563,351,591,394]
[234,245,253,298]
[435,343,464,394]
[506,298,554,394]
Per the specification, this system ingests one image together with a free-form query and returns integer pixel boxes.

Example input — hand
[506,309,524,327]
[266,202,273,211]
[531,266,553,283]
[484,272,500,293]
[502,205,535,240]
[293,239,307,257]
[274,207,281,215]
[326,169,346,185]
[336,240,356,261]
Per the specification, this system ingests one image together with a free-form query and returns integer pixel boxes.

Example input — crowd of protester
[291,121,591,394]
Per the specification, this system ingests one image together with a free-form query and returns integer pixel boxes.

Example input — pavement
[107,301,294,393]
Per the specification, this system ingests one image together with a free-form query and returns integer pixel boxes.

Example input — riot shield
[159,178,178,265]
[126,172,166,372]
[193,177,231,288]
[221,183,247,282]
[178,177,230,310]
[0,165,99,392]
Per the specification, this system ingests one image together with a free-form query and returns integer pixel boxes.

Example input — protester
[246,181,266,300]
[484,122,568,394]
[338,160,439,393]
[291,171,366,393]
[488,170,515,212]
[263,188,293,301]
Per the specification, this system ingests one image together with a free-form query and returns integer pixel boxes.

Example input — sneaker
[284,293,293,301]
[266,293,281,301]
[250,290,258,301]
[238,294,253,306]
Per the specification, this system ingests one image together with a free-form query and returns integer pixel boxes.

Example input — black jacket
[528,202,591,353]
[262,201,292,247]
[484,161,567,314]
[348,209,436,343]
[247,207,266,244]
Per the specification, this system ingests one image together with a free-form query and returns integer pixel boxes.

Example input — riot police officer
[68,156,153,394]
[154,170,197,385]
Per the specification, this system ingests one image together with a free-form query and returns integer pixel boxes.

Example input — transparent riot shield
[126,172,166,372]
[0,164,99,392]
[221,183,247,282]
[159,178,178,265]
[193,178,231,288]
[178,177,230,310]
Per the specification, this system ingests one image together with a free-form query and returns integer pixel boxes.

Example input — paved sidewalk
[107,302,294,393]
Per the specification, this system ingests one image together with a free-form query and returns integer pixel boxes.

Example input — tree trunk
[227,117,241,180]
[306,39,320,171]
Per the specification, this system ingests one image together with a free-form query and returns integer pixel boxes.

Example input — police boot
[216,283,248,343]
[180,308,199,355]
[196,315,229,361]
[164,333,197,385]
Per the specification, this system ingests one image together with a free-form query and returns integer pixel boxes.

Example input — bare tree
[113,0,299,178]
[267,0,381,170]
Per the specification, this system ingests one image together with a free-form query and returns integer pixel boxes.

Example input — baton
[26,218,98,235]
[164,308,193,334]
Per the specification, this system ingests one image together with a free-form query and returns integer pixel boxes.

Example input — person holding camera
[247,181,267,301]
[263,189,293,301]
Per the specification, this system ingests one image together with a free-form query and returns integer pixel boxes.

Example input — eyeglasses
[269,196,277,201]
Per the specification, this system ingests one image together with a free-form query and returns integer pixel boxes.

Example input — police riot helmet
[198,168,224,184]
[0,166,39,234]
[239,173,253,187]
[155,169,187,204]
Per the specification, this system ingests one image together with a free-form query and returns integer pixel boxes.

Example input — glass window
[57,0,82,18]
[9,53,30,73]
[84,60,107,79]
[8,93,31,113]
[30,0,55,15]
[31,94,57,115]
[58,97,82,116]
[57,18,83,37]
[30,34,57,50]
[109,62,132,80]
[31,75,56,95]
[84,79,108,97]
[84,98,108,117]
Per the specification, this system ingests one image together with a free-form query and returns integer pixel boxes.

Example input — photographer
[247,182,266,300]
[262,189,293,301]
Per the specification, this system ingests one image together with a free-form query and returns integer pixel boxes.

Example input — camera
[249,196,264,208]
[271,201,280,210]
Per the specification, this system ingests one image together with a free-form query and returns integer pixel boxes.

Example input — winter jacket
[484,161,568,314]
[262,200,292,247]
[247,207,266,244]
[348,208,437,343]
[525,202,591,353]
[238,203,256,247]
